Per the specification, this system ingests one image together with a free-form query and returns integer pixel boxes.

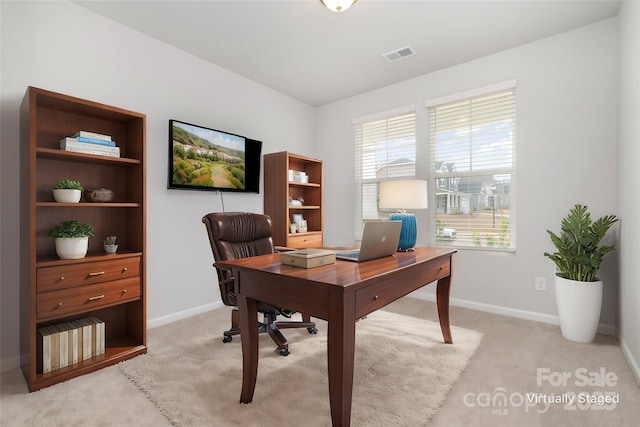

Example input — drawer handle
[122,289,127,294]
[122,267,128,272]
[57,302,63,307]
[374,295,379,300]
[88,294,105,301]
[88,271,106,276]
[59,276,64,281]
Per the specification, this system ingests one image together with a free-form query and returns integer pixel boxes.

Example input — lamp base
[389,213,417,251]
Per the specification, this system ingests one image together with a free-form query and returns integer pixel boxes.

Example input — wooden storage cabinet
[264,152,323,248]
[20,87,147,391]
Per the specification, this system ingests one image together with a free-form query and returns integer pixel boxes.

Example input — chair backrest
[202,212,275,307]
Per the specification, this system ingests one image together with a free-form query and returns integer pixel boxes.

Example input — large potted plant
[48,219,95,259]
[544,204,618,343]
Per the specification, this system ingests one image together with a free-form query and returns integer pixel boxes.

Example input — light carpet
[119,310,482,426]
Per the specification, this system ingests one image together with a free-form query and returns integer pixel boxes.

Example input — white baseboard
[409,290,617,336]
[147,301,224,329]
[621,338,640,387]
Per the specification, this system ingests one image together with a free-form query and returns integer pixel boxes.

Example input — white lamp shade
[321,0,357,12]
[379,179,428,210]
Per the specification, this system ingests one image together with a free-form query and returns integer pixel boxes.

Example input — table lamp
[379,179,428,251]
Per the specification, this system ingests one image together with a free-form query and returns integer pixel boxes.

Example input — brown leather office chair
[202,211,317,356]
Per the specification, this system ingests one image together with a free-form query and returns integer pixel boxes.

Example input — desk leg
[436,274,453,344]
[237,293,259,403]
[327,292,356,427]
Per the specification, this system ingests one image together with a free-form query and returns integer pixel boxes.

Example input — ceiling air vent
[383,45,416,63]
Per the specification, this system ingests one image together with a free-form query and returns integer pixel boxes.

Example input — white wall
[617,0,640,383]
[0,1,316,370]
[2,2,636,379]
[317,19,620,330]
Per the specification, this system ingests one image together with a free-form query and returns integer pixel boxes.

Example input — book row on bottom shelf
[38,316,105,374]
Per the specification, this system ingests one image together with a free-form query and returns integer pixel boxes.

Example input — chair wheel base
[223,335,233,343]
[279,348,290,356]
[308,327,318,334]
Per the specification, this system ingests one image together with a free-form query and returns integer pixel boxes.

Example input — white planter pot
[54,237,89,259]
[53,189,81,203]
[555,275,603,343]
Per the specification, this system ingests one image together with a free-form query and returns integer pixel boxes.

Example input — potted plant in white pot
[103,235,118,254]
[52,179,83,203]
[544,204,618,343]
[47,219,95,259]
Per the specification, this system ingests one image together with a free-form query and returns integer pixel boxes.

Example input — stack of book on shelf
[59,130,120,158]
[37,316,105,374]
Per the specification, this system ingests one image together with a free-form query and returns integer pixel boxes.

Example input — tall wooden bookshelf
[264,151,323,248]
[20,87,147,391]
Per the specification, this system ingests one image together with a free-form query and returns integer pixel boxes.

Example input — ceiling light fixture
[321,0,357,13]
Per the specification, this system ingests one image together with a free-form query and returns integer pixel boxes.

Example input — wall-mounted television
[168,119,262,193]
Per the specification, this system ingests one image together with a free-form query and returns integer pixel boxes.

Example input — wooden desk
[215,246,456,427]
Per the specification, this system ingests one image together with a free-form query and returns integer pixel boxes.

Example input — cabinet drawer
[355,258,451,318]
[37,277,140,321]
[37,256,140,292]
[287,233,323,249]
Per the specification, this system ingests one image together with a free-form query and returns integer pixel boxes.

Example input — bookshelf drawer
[287,232,322,249]
[37,277,141,321]
[37,256,140,292]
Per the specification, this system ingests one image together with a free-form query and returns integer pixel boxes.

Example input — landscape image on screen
[171,121,246,190]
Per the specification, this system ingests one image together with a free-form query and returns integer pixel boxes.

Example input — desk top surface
[215,246,456,287]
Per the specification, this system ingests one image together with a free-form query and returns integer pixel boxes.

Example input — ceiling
[75,0,620,107]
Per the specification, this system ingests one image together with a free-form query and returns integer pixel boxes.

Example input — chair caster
[308,327,318,334]
[279,348,290,356]
[223,335,233,343]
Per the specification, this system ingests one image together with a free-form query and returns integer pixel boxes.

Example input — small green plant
[53,179,83,191]
[103,235,117,245]
[47,220,95,238]
[544,204,618,282]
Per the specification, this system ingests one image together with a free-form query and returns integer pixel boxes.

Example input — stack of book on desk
[280,248,336,269]
[37,316,105,374]
[60,130,120,158]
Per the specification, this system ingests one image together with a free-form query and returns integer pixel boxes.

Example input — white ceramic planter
[54,237,89,259]
[53,189,81,203]
[555,275,603,343]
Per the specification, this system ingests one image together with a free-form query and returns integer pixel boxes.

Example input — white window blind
[353,107,416,239]
[427,86,516,250]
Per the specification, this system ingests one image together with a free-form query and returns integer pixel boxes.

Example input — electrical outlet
[535,277,547,292]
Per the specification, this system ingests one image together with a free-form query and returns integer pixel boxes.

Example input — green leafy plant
[53,179,83,191]
[544,204,618,282]
[47,220,95,238]
[103,235,117,245]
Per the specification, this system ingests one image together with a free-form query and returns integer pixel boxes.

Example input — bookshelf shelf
[20,87,147,392]
[264,151,323,249]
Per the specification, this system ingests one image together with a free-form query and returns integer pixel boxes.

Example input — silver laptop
[335,221,402,262]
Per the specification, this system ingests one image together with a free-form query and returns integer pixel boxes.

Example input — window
[426,82,516,251]
[353,106,416,239]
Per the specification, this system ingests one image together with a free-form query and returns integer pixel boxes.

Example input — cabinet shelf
[288,181,321,188]
[36,251,143,267]
[33,343,146,391]
[265,151,323,249]
[288,205,320,210]
[37,202,141,208]
[21,86,147,392]
[37,147,141,165]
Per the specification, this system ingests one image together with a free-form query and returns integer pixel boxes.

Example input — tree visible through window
[427,86,516,250]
